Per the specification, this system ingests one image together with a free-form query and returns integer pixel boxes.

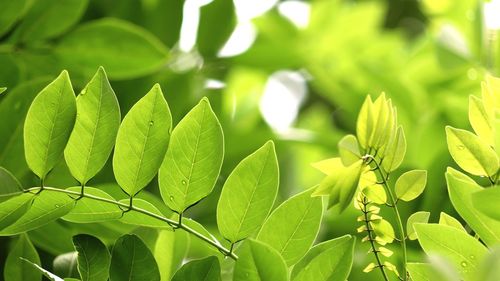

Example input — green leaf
[4,234,42,281]
[118,198,169,228]
[445,126,499,176]
[439,212,466,232]
[362,184,386,204]
[154,229,189,281]
[0,0,27,37]
[233,239,287,281]
[56,18,169,80]
[64,67,121,184]
[415,224,488,280]
[469,95,493,146]
[172,256,221,281]
[476,247,500,281]
[62,187,122,223]
[0,193,34,231]
[0,189,75,236]
[313,160,363,212]
[217,141,279,243]
[407,263,458,281]
[113,84,172,196]
[159,98,224,213]
[20,258,64,281]
[15,0,87,42]
[311,157,342,175]
[472,186,500,221]
[197,0,236,57]
[338,134,361,166]
[356,96,374,149]
[406,211,430,240]
[257,188,323,266]
[382,126,406,172]
[0,87,6,94]
[24,71,77,179]
[395,170,427,201]
[0,167,24,202]
[446,168,500,246]
[371,218,395,244]
[291,235,355,281]
[109,234,160,281]
[73,234,110,281]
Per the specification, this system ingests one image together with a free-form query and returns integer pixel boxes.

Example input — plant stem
[26,186,238,260]
[361,196,390,281]
[365,155,408,281]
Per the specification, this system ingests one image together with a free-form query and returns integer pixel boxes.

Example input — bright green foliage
[446,168,500,246]
[362,184,387,204]
[64,67,120,185]
[0,193,34,230]
[382,126,406,173]
[56,18,169,79]
[291,235,355,281]
[312,159,363,211]
[445,126,499,177]
[15,0,87,43]
[19,258,63,281]
[439,212,466,232]
[406,211,430,240]
[217,141,279,243]
[472,187,500,221]
[154,229,189,281]
[407,263,458,281]
[0,167,23,202]
[371,218,395,244]
[196,0,236,57]
[469,95,493,146]
[62,187,121,223]
[257,188,323,266]
[4,234,41,281]
[113,84,172,197]
[72,234,110,281]
[159,98,223,213]
[171,256,221,281]
[338,134,361,165]
[233,239,287,281]
[415,224,488,280]
[0,189,74,235]
[109,234,160,281]
[23,71,76,179]
[395,170,427,201]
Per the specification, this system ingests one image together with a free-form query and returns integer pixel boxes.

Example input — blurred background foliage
[0,0,498,279]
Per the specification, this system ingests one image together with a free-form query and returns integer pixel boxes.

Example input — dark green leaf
[0,0,27,37]
[20,258,64,281]
[56,18,169,80]
[73,234,111,281]
[4,234,41,281]
[23,71,77,179]
[0,167,24,202]
[0,193,34,231]
[109,234,160,281]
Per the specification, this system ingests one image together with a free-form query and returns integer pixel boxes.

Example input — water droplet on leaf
[149,121,154,126]
[181,180,186,185]
[457,145,465,150]
[54,204,60,208]
[461,261,467,267]
[169,196,174,201]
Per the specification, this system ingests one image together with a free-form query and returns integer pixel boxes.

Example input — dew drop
[80,89,86,96]
[469,255,475,260]
[54,204,60,208]
[181,180,187,185]
[457,145,465,150]
[169,196,174,201]
[461,261,467,267]
[149,121,154,126]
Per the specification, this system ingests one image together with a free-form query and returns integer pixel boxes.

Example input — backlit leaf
[371,218,395,244]
[395,170,427,201]
[113,84,172,196]
[24,71,77,179]
[233,239,287,281]
[62,187,122,223]
[0,167,24,202]
[406,211,430,240]
[0,193,34,231]
[159,98,223,213]
[64,67,120,184]
[73,234,110,281]
[356,96,374,149]
[291,235,355,281]
[257,188,323,266]
[382,126,406,172]
[415,224,488,280]
[445,126,499,176]
[109,234,160,281]
[172,256,221,281]
[338,134,361,165]
[217,141,279,243]
[472,186,500,221]
[439,212,466,232]
[469,95,493,146]
[119,198,169,228]
[4,234,41,281]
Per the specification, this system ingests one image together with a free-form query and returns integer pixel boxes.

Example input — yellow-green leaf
[395,170,427,202]
[469,95,493,146]
[382,126,406,173]
[407,211,430,240]
[338,135,361,166]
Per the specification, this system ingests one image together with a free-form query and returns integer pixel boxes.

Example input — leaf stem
[26,186,238,260]
[364,154,408,280]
